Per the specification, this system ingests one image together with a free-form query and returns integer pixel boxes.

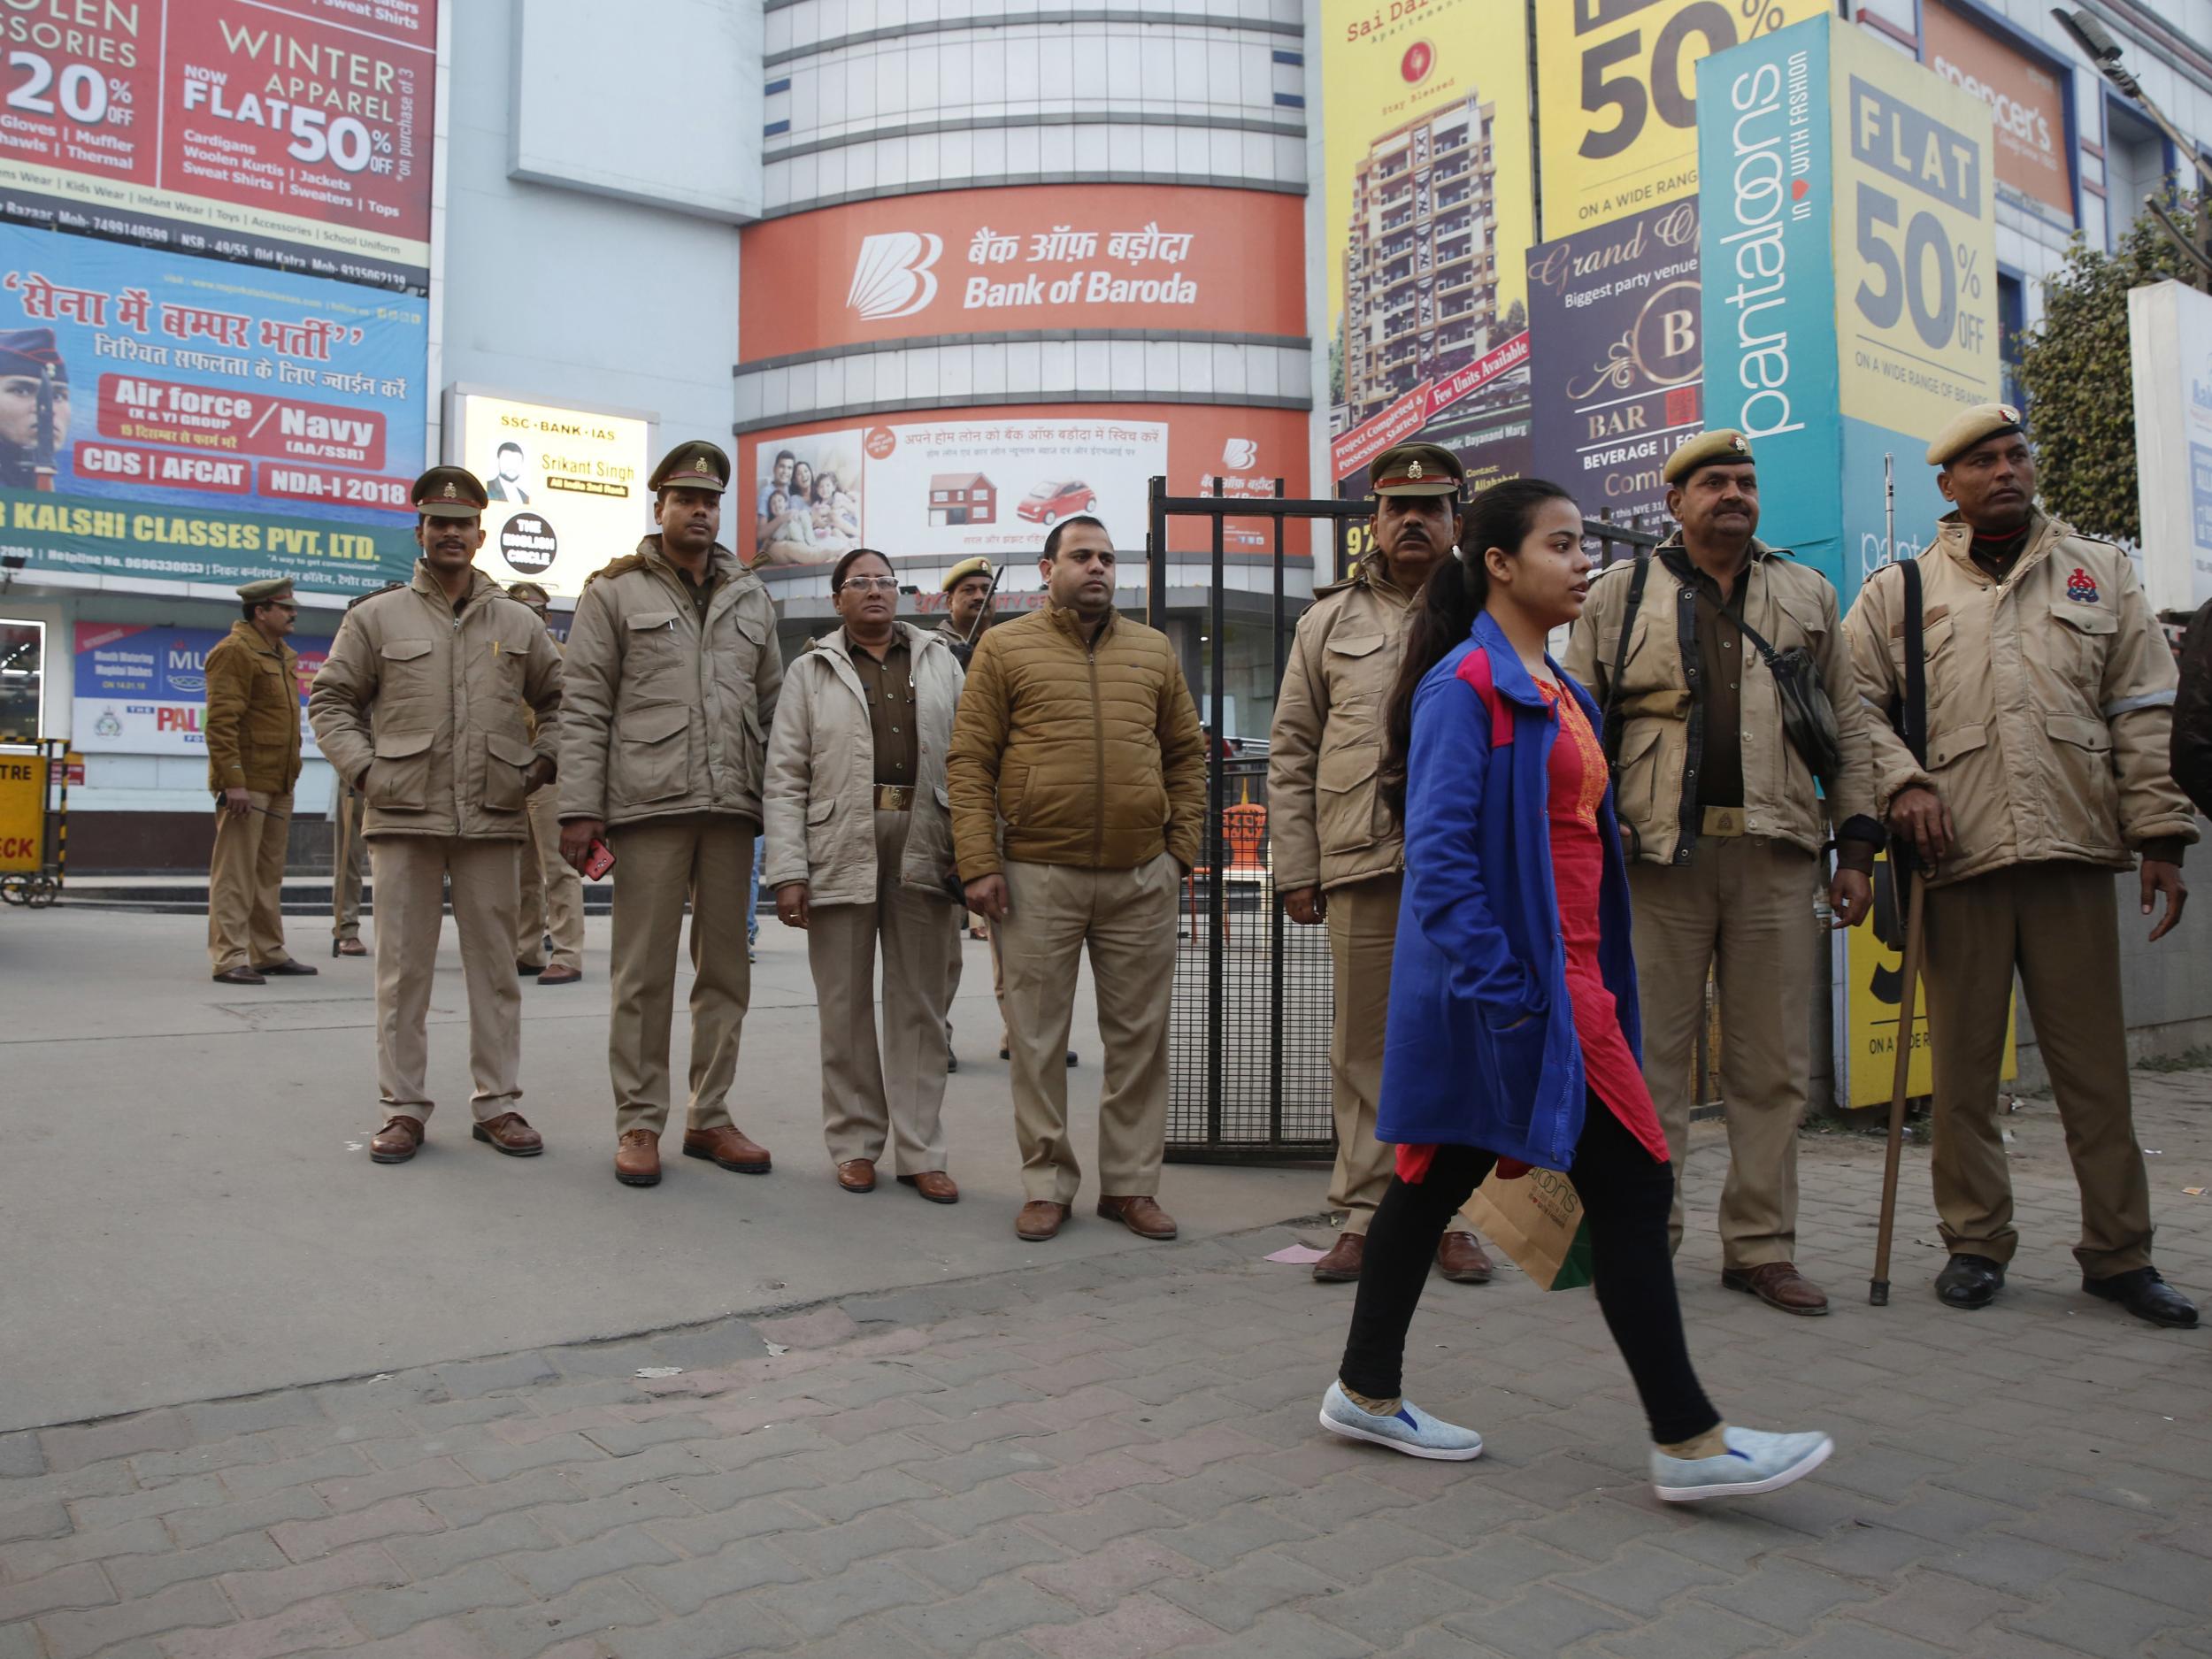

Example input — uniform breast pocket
[379,634,435,694]
[624,611,685,682]
[2048,600,2116,687]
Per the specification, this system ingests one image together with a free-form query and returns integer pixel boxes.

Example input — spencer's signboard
[738,185,1305,358]
[1536,0,1832,233]
[0,0,438,293]
[1921,2,2072,220]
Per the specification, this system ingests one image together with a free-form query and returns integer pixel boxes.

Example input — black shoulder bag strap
[1897,558,1927,766]
[1600,550,1653,770]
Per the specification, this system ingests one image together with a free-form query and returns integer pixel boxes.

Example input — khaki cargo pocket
[366,728,434,811]
[1614,721,1664,832]
[804,794,839,867]
[378,635,434,692]
[482,732,536,813]
[613,703,691,805]
[1316,742,1384,855]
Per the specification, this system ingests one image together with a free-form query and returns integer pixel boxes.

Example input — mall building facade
[3,0,2210,867]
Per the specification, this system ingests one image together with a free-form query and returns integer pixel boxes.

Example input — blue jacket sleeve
[1400,673,1535,1018]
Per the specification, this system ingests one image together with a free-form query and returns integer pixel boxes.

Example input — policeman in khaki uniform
[1844,403,2199,1328]
[309,468,565,1164]
[1564,429,1881,1316]
[506,581,586,987]
[557,441,783,1189]
[204,577,315,985]
[1268,442,1493,1286]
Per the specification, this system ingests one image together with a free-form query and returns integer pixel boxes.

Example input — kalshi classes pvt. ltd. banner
[1322,0,1537,495]
[0,0,436,293]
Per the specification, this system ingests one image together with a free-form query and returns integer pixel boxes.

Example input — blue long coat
[1375,611,1644,1171]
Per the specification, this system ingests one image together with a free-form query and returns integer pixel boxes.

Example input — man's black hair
[1042,514,1109,562]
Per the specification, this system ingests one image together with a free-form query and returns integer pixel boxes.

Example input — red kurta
[1398,679,1669,1183]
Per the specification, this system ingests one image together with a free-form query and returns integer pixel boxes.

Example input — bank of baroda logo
[848,232,943,320]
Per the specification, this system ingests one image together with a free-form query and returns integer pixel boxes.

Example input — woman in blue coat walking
[1317,479,1834,1503]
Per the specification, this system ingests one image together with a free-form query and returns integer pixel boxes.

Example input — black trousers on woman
[1339,1097,1722,1446]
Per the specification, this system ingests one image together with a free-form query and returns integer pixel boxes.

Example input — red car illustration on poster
[1017,480,1098,525]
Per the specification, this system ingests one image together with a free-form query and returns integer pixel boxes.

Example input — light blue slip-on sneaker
[1318,1380,1484,1461]
[1650,1425,1834,1502]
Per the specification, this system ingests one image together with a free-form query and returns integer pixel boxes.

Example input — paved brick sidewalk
[4,1071,2208,1659]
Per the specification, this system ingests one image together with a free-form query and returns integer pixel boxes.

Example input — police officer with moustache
[558,442,783,1190]
[1565,430,1882,1317]
[1268,442,1494,1286]
[309,468,565,1164]
[1845,404,2199,1327]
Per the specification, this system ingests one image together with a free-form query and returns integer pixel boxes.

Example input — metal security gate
[1148,480,1667,1164]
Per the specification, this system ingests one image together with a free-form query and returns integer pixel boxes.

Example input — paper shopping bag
[1464,1164,1594,1291]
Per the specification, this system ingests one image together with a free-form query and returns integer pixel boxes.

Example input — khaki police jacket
[557,537,782,830]
[1842,510,2198,887]
[762,622,964,906]
[947,602,1206,877]
[1266,567,1417,893]
[1562,535,1878,865]
[203,621,303,796]
[308,565,563,840]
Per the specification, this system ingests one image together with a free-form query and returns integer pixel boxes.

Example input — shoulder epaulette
[346,580,405,612]
[587,554,650,588]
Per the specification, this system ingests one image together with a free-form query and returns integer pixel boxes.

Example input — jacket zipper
[1087,626,1105,867]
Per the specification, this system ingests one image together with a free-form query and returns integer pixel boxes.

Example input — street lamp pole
[2052,7,2212,288]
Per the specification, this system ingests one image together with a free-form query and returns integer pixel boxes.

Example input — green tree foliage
[2017,193,2203,543]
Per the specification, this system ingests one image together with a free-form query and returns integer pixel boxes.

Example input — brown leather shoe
[836,1158,877,1193]
[1438,1232,1494,1284]
[615,1129,661,1187]
[472,1113,542,1156]
[1097,1194,1178,1240]
[537,965,582,987]
[682,1125,772,1173]
[211,966,265,986]
[899,1171,959,1204]
[1723,1262,1831,1316]
[334,938,367,958]
[1312,1232,1364,1283]
[516,961,545,977]
[1016,1200,1071,1240]
[370,1116,424,1164]
[255,959,319,976]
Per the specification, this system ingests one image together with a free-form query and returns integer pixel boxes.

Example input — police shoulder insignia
[345,580,406,612]
[595,555,649,581]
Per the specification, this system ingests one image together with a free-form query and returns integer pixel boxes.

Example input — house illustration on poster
[928,472,996,526]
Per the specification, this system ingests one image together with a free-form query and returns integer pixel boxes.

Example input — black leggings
[1339,1099,1721,1446]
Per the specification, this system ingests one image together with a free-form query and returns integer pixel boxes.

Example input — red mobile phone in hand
[581,838,616,880]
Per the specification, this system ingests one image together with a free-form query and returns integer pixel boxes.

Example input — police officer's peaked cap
[411,465,488,518]
[1663,429,1754,487]
[649,441,732,495]
[237,577,294,604]
[506,581,551,605]
[0,327,66,382]
[1926,403,2025,468]
[942,557,995,592]
[1370,442,1464,497]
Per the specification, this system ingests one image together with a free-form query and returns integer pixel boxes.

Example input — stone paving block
[1006,1416,1154,1469]
[598,1596,800,1659]
[1260,1471,1418,1536]
[1593,1599,1779,1659]
[158,1594,363,1659]
[386,1511,559,1580]
[317,1458,481,1514]
[664,1460,813,1514]
[1005,1384,1150,1434]
[1131,1458,1297,1525]
[749,1556,935,1640]
[132,1434,290,1486]
[1281,1514,1453,1586]
[270,1494,445,1562]
[904,1440,1055,1495]
[0,1560,113,1624]
[1550,1540,1733,1619]
[626,1540,810,1617]
[576,1418,718,1459]
[1019,1487,1191,1555]
[343,1561,536,1640]
[219,1444,376,1498]
[1307,1558,1487,1648]
[0,1431,48,1479]
[505,1523,674,1599]
[1844,1570,2031,1648]
[0,1495,70,1543]
[1125,1422,1275,1478]
[808,1394,952,1448]
[1440,1582,1636,1659]
[1148,1544,1340,1633]
[893,1518,1064,1594]
[71,1475,228,1532]
[1772,1625,1950,1659]
[840,1290,949,1326]
[765,1507,939,1578]
[890,1578,1085,1655]
[462,1576,659,1659]
[1025,1590,1235,1659]
[1780,1519,1956,1581]
[899,1476,1055,1536]
[1691,1554,1880,1633]
[221,1540,408,1620]
[39,1409,192,1474]
[787,1465,938,1525]
[34,1578,235,1659]
[424,1471,583,1531]
[2078,1539,2212,1614]
[181,1392,330,1444]
[528,1482,694,1547]
[2000,1577,2203,1654]
[559,1444,718,1502]
[1015,1448,1177,1509]
[1021,1532,1203,1615]
[1993,1493,2147,1560]
[453,1434,608,1485]
[160,1486,331,1549]
[108,1529,288,1598]
[1177,1606,1379,1659]
[1,1515,170,1580]
[641,1496,812,1561]
[488,1409,627,1449]
[434,1354,558,1401]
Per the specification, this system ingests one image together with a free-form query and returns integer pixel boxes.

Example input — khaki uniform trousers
[1628,836,1818,1269]
[1324,873,1483,1236]
[208,790,294,973]
[998,853,1178,1204]
[608,814,753,1137]
[331,783,365,944]
[1924,862,2153,1278]
[810,810,964,1174]
[516,785,586,972]
[368,835,524,1121]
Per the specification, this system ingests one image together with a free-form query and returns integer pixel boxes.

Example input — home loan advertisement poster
[1322,0,1535,502]
[0,0,437,293]
[1526,198,1702,543]
[0,222,426,595]
[73,620,331,757]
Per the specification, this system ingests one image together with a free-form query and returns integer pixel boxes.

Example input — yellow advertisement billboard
[1829,18,2001,441]
[0,747,44,872]
[1842,852,2015,1108]
[448,391,655,601]
[1537,0,1833,234]
[1322,0,1535,495]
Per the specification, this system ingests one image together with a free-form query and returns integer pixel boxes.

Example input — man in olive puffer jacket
[949,516,1206,1244]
